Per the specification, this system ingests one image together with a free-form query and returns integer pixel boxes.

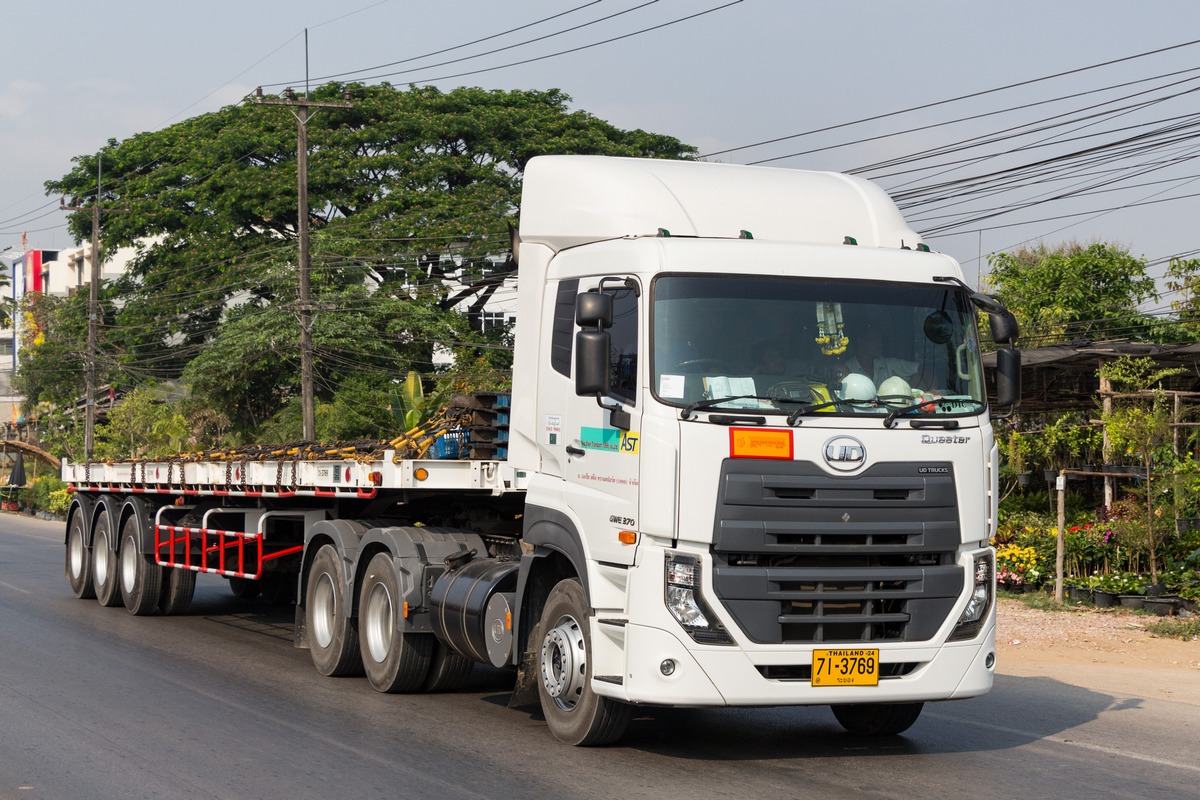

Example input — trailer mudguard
[300,519,372,609]
[66,494,97,548]
[90,494,124,553]
[119,496,157,555]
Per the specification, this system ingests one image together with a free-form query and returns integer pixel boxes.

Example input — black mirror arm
[932,275,1007,315]
[596,395,631,431]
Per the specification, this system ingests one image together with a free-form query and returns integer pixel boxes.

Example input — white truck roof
[518,156,923,253]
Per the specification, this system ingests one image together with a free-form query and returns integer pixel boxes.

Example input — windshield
[652,274,985,418]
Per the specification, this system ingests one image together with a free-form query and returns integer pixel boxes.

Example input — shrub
[20,474,68,515]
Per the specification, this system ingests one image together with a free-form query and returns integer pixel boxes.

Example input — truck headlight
[950,553,993,641]
[664,553,733,645]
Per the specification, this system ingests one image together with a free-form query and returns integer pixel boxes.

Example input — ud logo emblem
[823,436,866,472]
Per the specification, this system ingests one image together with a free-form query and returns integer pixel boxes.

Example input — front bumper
[587,545,995,707]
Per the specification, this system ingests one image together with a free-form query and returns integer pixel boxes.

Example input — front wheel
[831,702,924,736]
[358,552,432,693]
[537,578,630,746]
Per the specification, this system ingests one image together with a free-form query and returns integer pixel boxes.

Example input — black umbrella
[8,452,25,487]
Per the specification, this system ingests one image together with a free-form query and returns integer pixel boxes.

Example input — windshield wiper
[784,398,865,426]
[883,398,984,428]
[681,395,779,420]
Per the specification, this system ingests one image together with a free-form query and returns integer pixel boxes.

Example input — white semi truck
[62,156,1021,745]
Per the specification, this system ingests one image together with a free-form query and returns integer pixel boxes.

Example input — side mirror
[995,347,1021,411]
[576,291,612,328]
[989,310,1019,346]
[575,330,610,396]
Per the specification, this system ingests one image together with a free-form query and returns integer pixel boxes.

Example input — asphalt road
[2,513,1196,800]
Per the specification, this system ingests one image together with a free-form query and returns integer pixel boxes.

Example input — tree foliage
[1163,256,1200,341]
[13,292,97,411]
[985,241,1156,346]
[32,84,695,453]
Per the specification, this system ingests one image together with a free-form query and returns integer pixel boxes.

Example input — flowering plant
[996,569,1024,588]
[996,544,1040,587]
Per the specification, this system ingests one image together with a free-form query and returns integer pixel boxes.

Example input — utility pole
[61,167,106,460]
[254,86,351,441]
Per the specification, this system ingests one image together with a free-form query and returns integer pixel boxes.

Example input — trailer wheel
[158,567,196,615]
[228,577,260,599]
[92,506,123,608]
[423,641,474,692]
[831,702,924,736]
[358,552,432,693]
[65,508,96,600]
[306,545,362,677]
[259,573,294,606]
[120,516,163,616]
[537,578,630,746]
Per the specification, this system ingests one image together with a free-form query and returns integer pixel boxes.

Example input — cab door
[560,277,643,567]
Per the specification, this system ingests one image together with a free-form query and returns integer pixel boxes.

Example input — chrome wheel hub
[540,614,586,711]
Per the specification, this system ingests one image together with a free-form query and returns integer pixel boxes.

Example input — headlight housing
[664,552,733,645]
[950,552,993,641]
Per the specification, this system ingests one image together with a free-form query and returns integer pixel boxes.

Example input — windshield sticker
[659,373,686,399]
[581,427,640,454]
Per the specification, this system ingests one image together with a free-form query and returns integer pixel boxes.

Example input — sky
[4,0,1200,297]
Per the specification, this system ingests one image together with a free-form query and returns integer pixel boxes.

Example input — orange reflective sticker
[729,427,794,460]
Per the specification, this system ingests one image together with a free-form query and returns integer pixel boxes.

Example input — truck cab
[508,156,1019,741]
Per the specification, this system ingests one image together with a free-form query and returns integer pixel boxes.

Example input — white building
[0,243,135,424]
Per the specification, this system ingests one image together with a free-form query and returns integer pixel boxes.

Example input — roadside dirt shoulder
[996,598,1200,705]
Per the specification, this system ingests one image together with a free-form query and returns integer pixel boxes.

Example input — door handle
[565,445,585,457]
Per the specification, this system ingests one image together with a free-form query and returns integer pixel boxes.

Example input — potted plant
[1179,584,1199,614]
[996,543,1040,594]
[1063,576,1093,604]
[1112,571,1148,609]
[1092,574,1120,608]
[1100,356,1187,587]
[1001,430,1033,487]
[997,569,1025,593]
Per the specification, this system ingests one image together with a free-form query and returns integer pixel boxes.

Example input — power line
[260,0,607,88]
[702,36,1200,161]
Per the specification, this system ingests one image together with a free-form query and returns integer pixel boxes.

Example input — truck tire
[306,544,363,677]
[358,552,432,693]
[831,702,923,736]
[537,578,630,746]
[65,508,96,600]
[423,641,474,692]
[120,516,163,616]
[158,567,196,615]
[228,577,260,599]
[92,506,123,608]
[259,573,294,606]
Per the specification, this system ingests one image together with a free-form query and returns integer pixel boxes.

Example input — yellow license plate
[812,649,880,687]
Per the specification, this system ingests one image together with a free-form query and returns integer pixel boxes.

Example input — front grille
[711,460,964,644]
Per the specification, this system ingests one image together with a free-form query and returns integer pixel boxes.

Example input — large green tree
[38,84,695,443]
[985,241,1157,347]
